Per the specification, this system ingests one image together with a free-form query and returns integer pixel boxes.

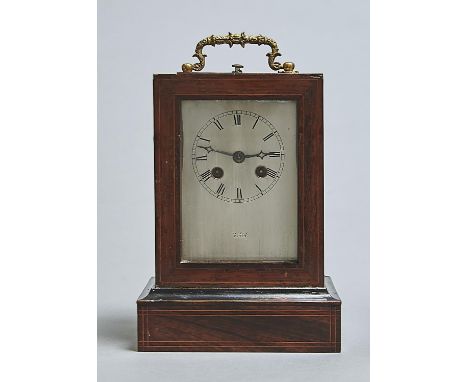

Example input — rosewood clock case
[137,69,341,353]
[153,73,324,287]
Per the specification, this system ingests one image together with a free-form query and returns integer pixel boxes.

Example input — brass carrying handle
[181,32,296,73]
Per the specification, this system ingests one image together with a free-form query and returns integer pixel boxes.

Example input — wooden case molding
[138,277,341,352]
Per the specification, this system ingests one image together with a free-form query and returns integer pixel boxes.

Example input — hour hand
[198,145,235,157]
[197,145,214,153]
[211,147,234,156]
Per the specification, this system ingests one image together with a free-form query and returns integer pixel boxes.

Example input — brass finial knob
[282,62,295,73]
[182,63,193,72]
[232,64,244,74]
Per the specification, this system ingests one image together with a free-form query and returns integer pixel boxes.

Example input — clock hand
[198,146,279,161]
[244,151,280,159]
[198,145,214,153]
[200,145,234,157]
[213,148,235,156]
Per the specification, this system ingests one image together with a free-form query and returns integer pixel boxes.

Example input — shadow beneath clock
[97,314,137,351]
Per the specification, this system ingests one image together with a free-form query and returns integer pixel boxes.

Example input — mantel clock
[137,33,341,352]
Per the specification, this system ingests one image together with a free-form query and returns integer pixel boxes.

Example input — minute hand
[244,151,280,159]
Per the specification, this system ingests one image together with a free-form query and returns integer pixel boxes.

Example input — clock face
[191,110,285,203]
[181,100,297,263]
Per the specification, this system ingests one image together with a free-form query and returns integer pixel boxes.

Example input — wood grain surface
[137,277,341,353]
[153,73,324,287]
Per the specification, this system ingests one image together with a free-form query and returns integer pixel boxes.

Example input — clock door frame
[154,73,324,287]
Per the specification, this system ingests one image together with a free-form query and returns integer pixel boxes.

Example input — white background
[1,0,467,381]
[97,0,369,380]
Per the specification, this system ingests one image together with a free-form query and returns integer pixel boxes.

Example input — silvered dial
[192,110,285,203]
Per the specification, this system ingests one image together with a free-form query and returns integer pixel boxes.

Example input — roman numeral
[266,168,277,178]
[252,117,259,129]
[213,119,224,130]
[268,151,281,157]
[216,183,226,195]
[236,187,243,199]
[200,170,211,182]
[195,155,207,161]
[198,136,210,143]
[255,184,263,195]
[263,132,274,141]
[233,114,241,125]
